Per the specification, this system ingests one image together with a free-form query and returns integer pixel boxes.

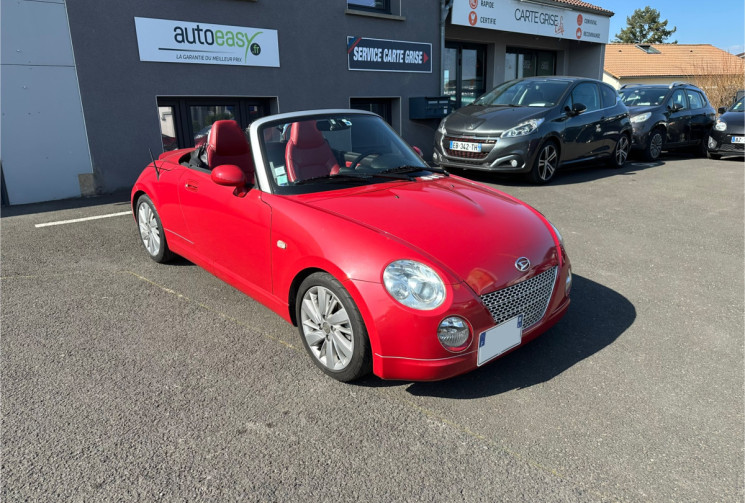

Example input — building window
[350,98,393,125]
[444,42,486,109]
[156,98,271,152]
[505,48,556,81]
[347,0,390,14]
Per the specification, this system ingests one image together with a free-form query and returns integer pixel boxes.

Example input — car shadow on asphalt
[449,159,664,187]
[357,274,636,398]
[0,189,132,218]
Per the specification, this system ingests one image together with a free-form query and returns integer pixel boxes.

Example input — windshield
[730,97,744,112]
[473,80,570,108]
[258,114,436,194]
[619,87,668,106]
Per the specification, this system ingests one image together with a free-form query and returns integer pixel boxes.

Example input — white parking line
[35,211,132,228]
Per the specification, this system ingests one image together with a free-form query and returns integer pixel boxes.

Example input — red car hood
[299,177,559,295]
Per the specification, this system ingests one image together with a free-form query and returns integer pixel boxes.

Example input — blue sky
[598,0,745,53]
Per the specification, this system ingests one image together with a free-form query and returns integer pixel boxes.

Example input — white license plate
[731,136,745,144]
[450,140,482,152]
[477,314,523,366]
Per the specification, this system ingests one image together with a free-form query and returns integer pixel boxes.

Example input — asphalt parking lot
[2,154,743,502]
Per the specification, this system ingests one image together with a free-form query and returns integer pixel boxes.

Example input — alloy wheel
[537,144,558,181]
[649,132,663,160]
[138,202,161,257]
[300,286,354,371]
[616,135,630,166]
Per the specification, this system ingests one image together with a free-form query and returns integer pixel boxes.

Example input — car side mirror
[565,103,586,116]
[668,103,683,112]
[212,164,246,187]
[412,146,424,157]
[718,107,727,114]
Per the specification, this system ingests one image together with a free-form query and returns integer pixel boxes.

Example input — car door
[685,90,715,144]
[561,82,605,162]
[177,168,272,294]
[665,89,691,146]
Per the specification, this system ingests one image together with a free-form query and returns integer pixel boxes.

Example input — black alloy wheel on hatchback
[433,76,633,184]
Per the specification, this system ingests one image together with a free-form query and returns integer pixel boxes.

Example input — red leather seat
[285,121,340,182]
[206,120,254,185]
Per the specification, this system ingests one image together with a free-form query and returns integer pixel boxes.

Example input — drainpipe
[440,0,453,95]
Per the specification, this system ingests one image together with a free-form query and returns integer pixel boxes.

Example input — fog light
[437,316,471,351]
[708,136,717,148]
[565,268,572,295]
[510,159,518,167]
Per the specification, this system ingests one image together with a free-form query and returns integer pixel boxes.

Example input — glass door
[444,42,486,109]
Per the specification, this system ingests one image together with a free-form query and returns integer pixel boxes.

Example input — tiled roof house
[603,43,744,88]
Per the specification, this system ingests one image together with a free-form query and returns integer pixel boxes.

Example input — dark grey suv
[619,82,716,161]
[433,76,632,184]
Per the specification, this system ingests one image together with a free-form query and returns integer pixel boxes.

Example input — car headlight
[383,260,446,310]
[437,118,448,135]
[501,118,544,138]
[715,120,727,132]
[630,112,651,124]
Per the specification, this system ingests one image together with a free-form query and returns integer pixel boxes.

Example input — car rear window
[601,84,619,108]
[686,90,705,109]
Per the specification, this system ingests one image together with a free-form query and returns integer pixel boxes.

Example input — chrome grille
[480,267,558,329]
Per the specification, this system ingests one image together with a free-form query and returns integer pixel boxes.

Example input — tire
[642,128,664,162]
[608,133,631,168]
[529,140,559,184]
[296,272,372,382]
[135,195,173,263]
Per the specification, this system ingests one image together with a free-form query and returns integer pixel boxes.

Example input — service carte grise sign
[134,17,280,67]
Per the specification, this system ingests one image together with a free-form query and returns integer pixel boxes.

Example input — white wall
[1,0,93,205]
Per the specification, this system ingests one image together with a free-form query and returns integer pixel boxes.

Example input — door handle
[185,181,199,192]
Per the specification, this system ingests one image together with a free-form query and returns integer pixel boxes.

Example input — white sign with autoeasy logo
[452,0,610,44]
[134,17,280,67]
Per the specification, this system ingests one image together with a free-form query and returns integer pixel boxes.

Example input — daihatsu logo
[515,257,531,272]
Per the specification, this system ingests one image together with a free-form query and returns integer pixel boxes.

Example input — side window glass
[601,84,618,108]
[687,91,704,109]
[571,83,600,112]
[668,90,688,110]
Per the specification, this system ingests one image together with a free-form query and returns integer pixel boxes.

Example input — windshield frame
[250,110,434,195]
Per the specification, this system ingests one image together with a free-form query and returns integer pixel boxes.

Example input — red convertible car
[132,110,571,382]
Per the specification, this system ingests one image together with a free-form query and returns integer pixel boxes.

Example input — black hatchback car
[618,82,716,161]
[707,96,744,159]
[433,76,632,184]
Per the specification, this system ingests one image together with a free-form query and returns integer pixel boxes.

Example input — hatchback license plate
[477,314,523,366]
[732,136,745,144]
[450,140,481,152]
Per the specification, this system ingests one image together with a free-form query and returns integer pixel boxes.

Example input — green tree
[613,7,677,44]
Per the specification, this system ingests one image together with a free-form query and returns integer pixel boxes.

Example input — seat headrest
[290,121,326,149]
[208,120,249,156]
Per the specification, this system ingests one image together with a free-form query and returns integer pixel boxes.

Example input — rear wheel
[296,272,372,382]
[529,141,559,184]
[608,134,630,168]
[136,195,173,263]
[643,128,664,161]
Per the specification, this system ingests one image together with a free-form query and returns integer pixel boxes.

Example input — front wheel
[643,128,664,162]
[608,134,630,168]
[529,141,559,184]
[296,272,372,382]
[136,195,173,263]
